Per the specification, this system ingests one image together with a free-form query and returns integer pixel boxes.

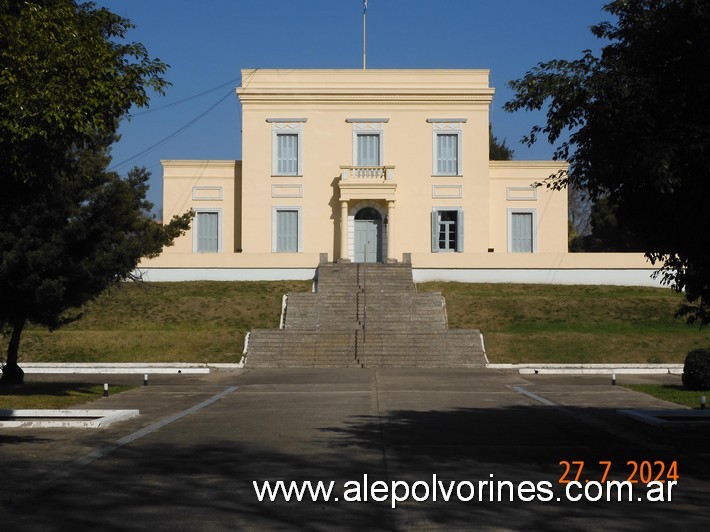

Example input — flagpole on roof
[363,0,367,69]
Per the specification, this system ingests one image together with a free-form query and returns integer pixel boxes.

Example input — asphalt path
[1,369,708,531]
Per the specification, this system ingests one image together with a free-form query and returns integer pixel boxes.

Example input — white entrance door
[354,207,382,262]
[354,220,381,263]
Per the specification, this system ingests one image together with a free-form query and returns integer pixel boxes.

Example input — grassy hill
[20,281,311,364]
[421,282,708,363]
[15,281,709,364]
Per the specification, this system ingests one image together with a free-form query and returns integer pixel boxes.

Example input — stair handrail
[279,294,288,329]
[361,256,367,365]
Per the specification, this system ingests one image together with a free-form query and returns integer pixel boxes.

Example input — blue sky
[98,0,611,211]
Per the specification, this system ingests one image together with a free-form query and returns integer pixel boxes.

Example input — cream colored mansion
[141,69,654,285]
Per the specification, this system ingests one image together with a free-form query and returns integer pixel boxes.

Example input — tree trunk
[1,318,26,385]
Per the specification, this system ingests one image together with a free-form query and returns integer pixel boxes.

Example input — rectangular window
[356,133,381,166]
[268,119,306,176]
[509,211,535,253]
[429,119,465,176]
[349,120,387,168]
[195,211,220,253]
[276,133,298,175]
[431,209,464,253]
[436,133,459,175]
[273,208,300,252]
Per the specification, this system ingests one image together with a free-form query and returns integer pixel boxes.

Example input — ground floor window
[194,210,221,253]
[431,208,464,252]
[273,207,302,252]
[509,210,536,253]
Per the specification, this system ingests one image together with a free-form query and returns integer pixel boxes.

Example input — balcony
[340,165,395,181]
[338,165,397,201]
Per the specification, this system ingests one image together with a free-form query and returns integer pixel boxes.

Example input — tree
[1,0,167,189]
[570,195,644,252]
[567,185,592,250]
[0,1,192,384]
[504,0,710,324]
[489,124,514,160]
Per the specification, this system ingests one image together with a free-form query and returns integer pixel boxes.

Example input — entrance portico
[338,165,397,263]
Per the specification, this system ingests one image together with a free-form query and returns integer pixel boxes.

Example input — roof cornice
[237,69,495,104]
[238,93,494,103]
[161,160,239,168]
[489,161,568,169]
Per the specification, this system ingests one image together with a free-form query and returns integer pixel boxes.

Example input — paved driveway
[1,369,707,530]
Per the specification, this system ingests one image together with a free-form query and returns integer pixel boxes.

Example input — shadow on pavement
[2,404,708,531]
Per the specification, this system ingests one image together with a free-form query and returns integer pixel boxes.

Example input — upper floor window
[276,133,298,175]
[356,133,381,166]
[436,133,459,175]
[347,118,388,167]
[428,119,466,176]
[268,119,306,176]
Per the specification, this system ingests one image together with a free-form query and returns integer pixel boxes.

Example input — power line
[109,89,234,171]
[131,75,242,117]
[109,69,258,173]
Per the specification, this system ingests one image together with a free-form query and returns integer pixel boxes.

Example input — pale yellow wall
[158,69,569,267]
[489,161,568,253]
[237,69,495,261]
[161,160,240,254]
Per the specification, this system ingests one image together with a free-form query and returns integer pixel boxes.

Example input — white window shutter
[277,134,298,175]
[511,212,533,252]
[431,210,439,252]
[196,212,218,252]
[276,210,299,252]
[436,134,458,175]
[456,209,464,253]
[357,134,380,166]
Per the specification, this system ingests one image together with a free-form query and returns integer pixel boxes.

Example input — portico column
[340,200,349,261]
[386,200,395,262]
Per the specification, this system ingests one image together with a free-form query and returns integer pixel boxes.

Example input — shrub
[682,349,710,390]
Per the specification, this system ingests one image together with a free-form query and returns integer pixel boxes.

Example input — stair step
[247,263,487,368]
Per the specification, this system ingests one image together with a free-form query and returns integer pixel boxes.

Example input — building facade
[143,69,655,285]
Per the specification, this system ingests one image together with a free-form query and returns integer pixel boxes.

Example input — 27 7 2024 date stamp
[558,460,679,484]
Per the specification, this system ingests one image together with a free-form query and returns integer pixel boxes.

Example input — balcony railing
[340,165,395,181]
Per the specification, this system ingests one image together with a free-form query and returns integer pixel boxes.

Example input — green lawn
[0,382,134,409]
[19,280,312,364]
[419,282,710,363]
[623,384,710,409]
[12,280,710,364]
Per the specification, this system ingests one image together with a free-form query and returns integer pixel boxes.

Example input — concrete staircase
[245,263,487,368]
